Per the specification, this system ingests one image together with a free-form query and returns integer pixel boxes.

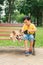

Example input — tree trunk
[8,1,11,23]
[42,11,43,26]
[37,16,39,26]
[8,0,14,23]
[8,13,11,23]
[37,11,42,26]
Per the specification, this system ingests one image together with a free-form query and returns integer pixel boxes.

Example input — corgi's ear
[12,31,16,35]
[19,29,22,33]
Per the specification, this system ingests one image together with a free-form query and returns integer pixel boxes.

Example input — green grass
[0,27,43,47]
[35,27,43,47]
[0,40,24,47]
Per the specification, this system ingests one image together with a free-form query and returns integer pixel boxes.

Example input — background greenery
[0,0,43,26]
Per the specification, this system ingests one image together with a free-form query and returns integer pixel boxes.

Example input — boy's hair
[23,16,31,21]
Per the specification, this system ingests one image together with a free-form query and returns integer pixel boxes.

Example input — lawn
[35,27,43,47]
[0,27,43,47]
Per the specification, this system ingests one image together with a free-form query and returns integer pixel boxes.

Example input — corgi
[10,30,23,42]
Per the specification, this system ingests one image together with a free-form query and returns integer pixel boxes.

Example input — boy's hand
[24,30,28,34]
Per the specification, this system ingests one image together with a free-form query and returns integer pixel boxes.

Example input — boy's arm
[28,28,37,32]
[21,24,28,33]
[28,25,37,33]
[21,29,28,34]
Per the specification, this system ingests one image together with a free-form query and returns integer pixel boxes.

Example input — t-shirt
[22,23,37,34]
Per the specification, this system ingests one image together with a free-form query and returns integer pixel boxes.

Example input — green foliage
[2,17,7,23]
[0,7,2,11]
[11,10,20,21]
[15,0,43,26]
[11,10,25,23]
[0,0,43,26]
[15,0,30,15]
[0,0,4,4]
[4,0,16,22]
[15,13,25,23]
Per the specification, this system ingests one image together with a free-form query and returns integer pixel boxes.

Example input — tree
[0,7,2,22]
[0,0,4,4]
[16,0,43,26]
[5,0,16,23]
[0,0,5,23]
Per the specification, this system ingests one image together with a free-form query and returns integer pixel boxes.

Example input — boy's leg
[24,40,33,52]
[22,34,28,51]
[22,34,30,55]
[29,35,34,52]
[24,40,28,51]
[22,34,34,55]
[24,40,30,55]
[29,40,34,52]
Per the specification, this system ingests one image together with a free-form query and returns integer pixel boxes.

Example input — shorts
[22,34,34,41]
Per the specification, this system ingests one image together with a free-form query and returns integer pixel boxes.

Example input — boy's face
[24,19,31,26]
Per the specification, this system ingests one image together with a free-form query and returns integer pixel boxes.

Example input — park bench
[0,23,35,55]
[0,23,22,40]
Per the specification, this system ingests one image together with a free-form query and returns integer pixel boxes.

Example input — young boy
[21,16,37,55]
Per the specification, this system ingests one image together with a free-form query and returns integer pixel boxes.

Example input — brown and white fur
[10,29,23,42]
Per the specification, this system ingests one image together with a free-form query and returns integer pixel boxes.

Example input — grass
[0,27,43,47]
[35,27,43,47]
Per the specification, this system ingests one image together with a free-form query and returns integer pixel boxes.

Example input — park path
[0,47,43,65]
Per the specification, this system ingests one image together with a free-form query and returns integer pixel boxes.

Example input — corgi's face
[10,30,23,41]
[14,30,22,40]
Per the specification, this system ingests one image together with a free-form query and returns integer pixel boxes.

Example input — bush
[11,10,25,23]
[15,13,25,23]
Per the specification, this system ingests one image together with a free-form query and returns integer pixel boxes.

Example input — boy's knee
[22,34,28,40]
[29,35,34,41]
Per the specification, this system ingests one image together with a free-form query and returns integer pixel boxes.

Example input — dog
[10,29,23,42]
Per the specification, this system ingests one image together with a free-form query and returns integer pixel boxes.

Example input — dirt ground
[0,47,43,65]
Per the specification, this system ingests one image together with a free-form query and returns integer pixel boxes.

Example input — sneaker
[25,51,29,56]
[29,48,32,54]
[29,51,32,54]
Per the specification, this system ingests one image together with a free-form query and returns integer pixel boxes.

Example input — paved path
[0,47,43,65]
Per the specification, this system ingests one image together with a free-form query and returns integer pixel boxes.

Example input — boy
[21,16,37,55]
